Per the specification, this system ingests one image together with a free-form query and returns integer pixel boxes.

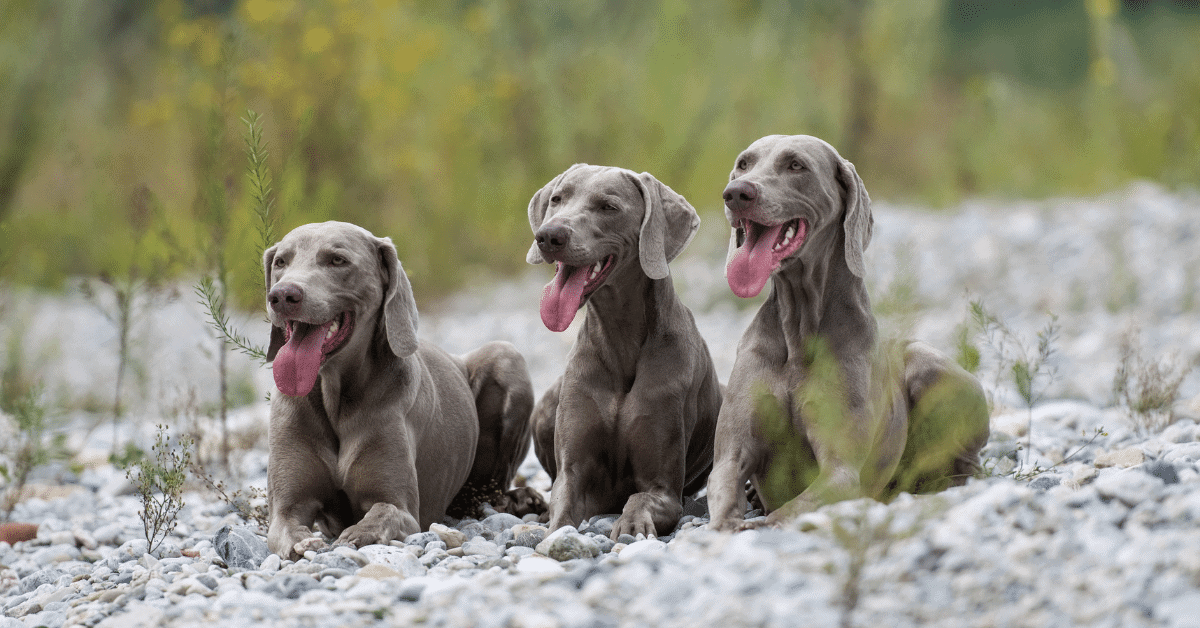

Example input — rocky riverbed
[2,183,1200,627]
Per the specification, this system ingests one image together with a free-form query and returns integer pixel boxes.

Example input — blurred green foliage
[0,0,1197,304]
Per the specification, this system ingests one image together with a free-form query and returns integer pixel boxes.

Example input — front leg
[267,400,339,560]
[335,429,423,547]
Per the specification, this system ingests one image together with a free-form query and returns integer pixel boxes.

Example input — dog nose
[723,180,759,213]
[268,283,304,316]
[535,224,572,255]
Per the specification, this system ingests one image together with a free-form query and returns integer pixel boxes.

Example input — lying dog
[706,135,990,531]
[264,221,543,559]
[527,165,722,539]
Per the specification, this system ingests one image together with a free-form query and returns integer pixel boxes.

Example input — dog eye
[736,158,747,170]
[550,195,561,204]
[789,160,807,171]
[601,202,619,213]
[330,255,347,266]
[274,258,286,268]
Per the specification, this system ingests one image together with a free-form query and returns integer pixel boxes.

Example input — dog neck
[767,227,876,363]
[311,314,416,422]
[580,265,681,374]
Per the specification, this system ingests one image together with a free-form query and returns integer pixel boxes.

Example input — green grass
[0,0,1198,307]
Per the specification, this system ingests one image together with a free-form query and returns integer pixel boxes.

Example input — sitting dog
[264,221,543,559]
[526,165,722,540]
[706,135,990,531]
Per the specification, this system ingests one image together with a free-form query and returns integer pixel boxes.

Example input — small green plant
[970,300,1060,475]
[1113,326,1193,434]
[81,185,179,454]
[191,462,268,532]
[123,424,193,553]
[194,107,279,467]
[0,387,65,522]
[954,322,981,375]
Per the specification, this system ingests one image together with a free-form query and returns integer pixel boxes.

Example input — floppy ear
[837,158,873,278]
[634,171,701,280]
[263,245,286,362]
[376,237,420,358]
[526,165,584,264]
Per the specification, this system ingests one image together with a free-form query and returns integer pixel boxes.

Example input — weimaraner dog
[264,221,543,559]
[707,135,989,531]
[527,165,722,540]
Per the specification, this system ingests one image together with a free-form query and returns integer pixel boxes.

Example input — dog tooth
[785,225,796,240]
[593,261,603,273]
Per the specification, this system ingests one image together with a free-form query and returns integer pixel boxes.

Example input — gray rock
[1144,460,1180,485]
[404,531,439,547]
[20,569,63,594]
[213,525,270,572]
[1029,475,1062,490]
[535,527,600,562]
[258,573,320,599]
[398,577,429,602]
[313,552,360,572]
[91,523,123,546]
[458,521,490,541]
[581,515,618,538]
[194,573,219,590]
[461,539,503,558]
[1095,470,1164,507]
[480,512,523,533]
[360,545,427,577]
[615,534,637,545]
[511,525,547,549]
[592,535,616,554]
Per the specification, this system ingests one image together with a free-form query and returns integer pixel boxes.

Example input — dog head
[263,221,419,397]
[722,135,872,298]
[526,164,700,331]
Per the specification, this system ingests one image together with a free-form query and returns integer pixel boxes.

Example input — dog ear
[837,158,873,278]
[376,237,420,358]
[634,171,700,280]
[263,245,286,362]
[526,164,585,264]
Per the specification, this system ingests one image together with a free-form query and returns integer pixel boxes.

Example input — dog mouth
[272,311,355,397]
[539,255,615,332]
[726,218,807,298]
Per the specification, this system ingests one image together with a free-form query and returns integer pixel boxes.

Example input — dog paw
[610,514,657,541]
[499,487,548,518]
[337,524,388,549]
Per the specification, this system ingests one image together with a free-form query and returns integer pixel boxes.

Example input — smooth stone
[213,525,269,572]
[258,553,281,572]
[510,524,547,549]
[331,545,369,567]
[404,531,439,547]
[92,524,123,546]
[258,573,319,599]
[461,539,503,558]
[618,539,668,561]
[535,527,600,562]
[515,556,564,575]
[312,552,360,572]
[1144,460,1180,484]
[480,513,523,533]
[357,564,402,579]
[359,545,427,577]
[1095,470,1163,507]
[428,523,466,549]
[1095,447,1145,468]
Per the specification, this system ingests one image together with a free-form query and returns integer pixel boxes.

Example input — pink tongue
[540,264,589,332]
[272,321,334,397]
[726,222,786,298]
